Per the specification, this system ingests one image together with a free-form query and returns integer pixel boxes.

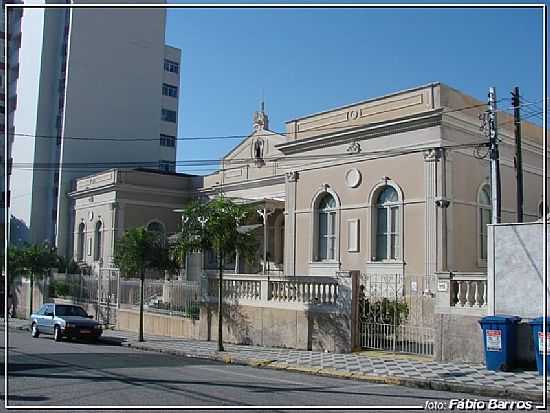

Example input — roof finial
[253,94,269,131]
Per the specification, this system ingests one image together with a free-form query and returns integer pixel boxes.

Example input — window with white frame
[164,59,179,74]
[374,186,400,261]
[317,194,337,261]
[94,221,102,261]
[478,185,491,261]
[77,223,85,261]
[162,83,178,98]
[161,109,177,123]
[160,134,176,147]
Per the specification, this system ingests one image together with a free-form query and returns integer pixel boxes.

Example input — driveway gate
[358,273,435,356]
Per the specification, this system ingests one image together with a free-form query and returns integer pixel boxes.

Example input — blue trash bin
[478,315,521,371]
[528,317,550,375]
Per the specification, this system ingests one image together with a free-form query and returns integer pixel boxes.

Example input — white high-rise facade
[10,0,180,258]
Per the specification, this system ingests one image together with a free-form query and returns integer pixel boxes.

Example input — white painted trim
[367,178,404,262]
[309,185,341,265]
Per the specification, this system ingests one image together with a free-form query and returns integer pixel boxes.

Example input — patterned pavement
[99,329,547,400]
[4,318,548,401]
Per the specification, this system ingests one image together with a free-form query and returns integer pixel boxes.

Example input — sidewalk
[4,317,548,402]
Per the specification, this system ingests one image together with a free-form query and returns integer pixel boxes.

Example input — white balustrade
[450,274,487,308]
[207,274,339,306]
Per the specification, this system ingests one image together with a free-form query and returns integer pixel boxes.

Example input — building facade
[2,1,23,246]
[9,0,181,258]
[73,82,547,280]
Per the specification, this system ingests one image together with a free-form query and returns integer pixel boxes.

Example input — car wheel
[31,323,40,338]
[54,325,63,342]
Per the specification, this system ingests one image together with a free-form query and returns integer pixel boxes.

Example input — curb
[104,338,545,402]
[7,324,545,402]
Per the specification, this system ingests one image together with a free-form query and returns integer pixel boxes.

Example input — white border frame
[2,2,547,411]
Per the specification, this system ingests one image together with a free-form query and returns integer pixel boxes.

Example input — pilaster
[424,149,440,276]
[284,171,299,276]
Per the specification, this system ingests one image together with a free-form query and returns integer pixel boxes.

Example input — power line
[7,100,511,144]
[9,141,488,172]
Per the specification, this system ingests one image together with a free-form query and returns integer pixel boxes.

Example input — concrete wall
[489,222,550,319]
[117,308,201,339]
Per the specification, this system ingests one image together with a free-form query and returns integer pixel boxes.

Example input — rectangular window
[164,59,179,74]
[159,160,176,173]
[161,109,177,123]
[160,134,176,147]
[162,83,178,98]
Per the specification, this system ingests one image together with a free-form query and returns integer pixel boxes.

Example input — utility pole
[511,86,524,222]
[488,87,502,224]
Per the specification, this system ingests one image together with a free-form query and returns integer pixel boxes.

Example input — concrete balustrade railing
[206,273,339,307]
[435,272,488,315]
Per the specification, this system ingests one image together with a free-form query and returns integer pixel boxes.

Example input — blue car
[31,303,103,342]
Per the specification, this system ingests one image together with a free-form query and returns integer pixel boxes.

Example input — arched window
[317,194,337,261]
[77,223,85,261]
[147,221,166,246]
[94,221,102,261]
[478,185,491,261]
[375,186,399,261]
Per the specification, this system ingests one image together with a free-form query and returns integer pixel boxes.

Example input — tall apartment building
[1,2,23,247]
[10,0,181,258]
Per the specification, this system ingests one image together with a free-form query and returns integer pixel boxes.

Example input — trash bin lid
[479,315,521,324]
[529,317,550,326]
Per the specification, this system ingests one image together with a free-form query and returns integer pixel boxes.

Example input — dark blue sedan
[31,303,103,342]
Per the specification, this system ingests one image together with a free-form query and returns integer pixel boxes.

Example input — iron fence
[358,273,436,356]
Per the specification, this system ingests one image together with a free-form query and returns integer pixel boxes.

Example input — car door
[34,305,47,331]
[43,304,55,334]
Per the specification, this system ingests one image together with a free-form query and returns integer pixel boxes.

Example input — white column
[284,171,299,276]
[424,149,440,276]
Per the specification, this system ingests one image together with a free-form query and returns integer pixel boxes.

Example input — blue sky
[164,5,544,175]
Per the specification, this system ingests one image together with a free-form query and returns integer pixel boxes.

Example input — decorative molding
[346,140,361,154]
[423,148,441,162]
[285,171,299,182]
[345,168,362,188]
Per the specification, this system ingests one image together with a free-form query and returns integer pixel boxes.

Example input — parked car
[30,303,103,342]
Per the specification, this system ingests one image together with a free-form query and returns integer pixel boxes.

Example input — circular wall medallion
[345,168,362,188]
[88,211,94,221]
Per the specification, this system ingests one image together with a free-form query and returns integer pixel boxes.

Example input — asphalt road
[3,328,506,412]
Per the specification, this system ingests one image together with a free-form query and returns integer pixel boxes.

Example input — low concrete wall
[203,302,352,353]
[434,314,485,364]
[11,278,51,319]
[117,308,201,339]
[434,314,536,367]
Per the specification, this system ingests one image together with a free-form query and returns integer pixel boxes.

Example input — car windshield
[55,305,88,317]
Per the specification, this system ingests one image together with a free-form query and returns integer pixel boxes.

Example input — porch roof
[227,196,285,210]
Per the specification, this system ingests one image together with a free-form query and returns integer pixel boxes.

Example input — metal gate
[358,273,435,356]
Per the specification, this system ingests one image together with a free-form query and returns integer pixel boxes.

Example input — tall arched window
[375,186,399,261]
[147,221,166,246]
[77,223,85,261]
[318,194,337,261]
[94,221,102,261]
[478,185,491,261]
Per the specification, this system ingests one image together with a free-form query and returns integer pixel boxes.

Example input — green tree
[8,244,59,317]
[173,197,256,351]
[114,227,166,342]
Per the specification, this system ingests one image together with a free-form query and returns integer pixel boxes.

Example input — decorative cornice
[276,111,442,155]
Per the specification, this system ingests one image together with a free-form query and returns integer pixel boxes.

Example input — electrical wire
[6,100,510,143]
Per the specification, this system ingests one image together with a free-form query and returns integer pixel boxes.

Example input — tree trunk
[217,251,224,352]
[139,271,144,342]
[29,272,34,318]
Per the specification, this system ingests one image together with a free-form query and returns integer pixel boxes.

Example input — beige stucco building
[67,82,547,358]
[71,82,547,280]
